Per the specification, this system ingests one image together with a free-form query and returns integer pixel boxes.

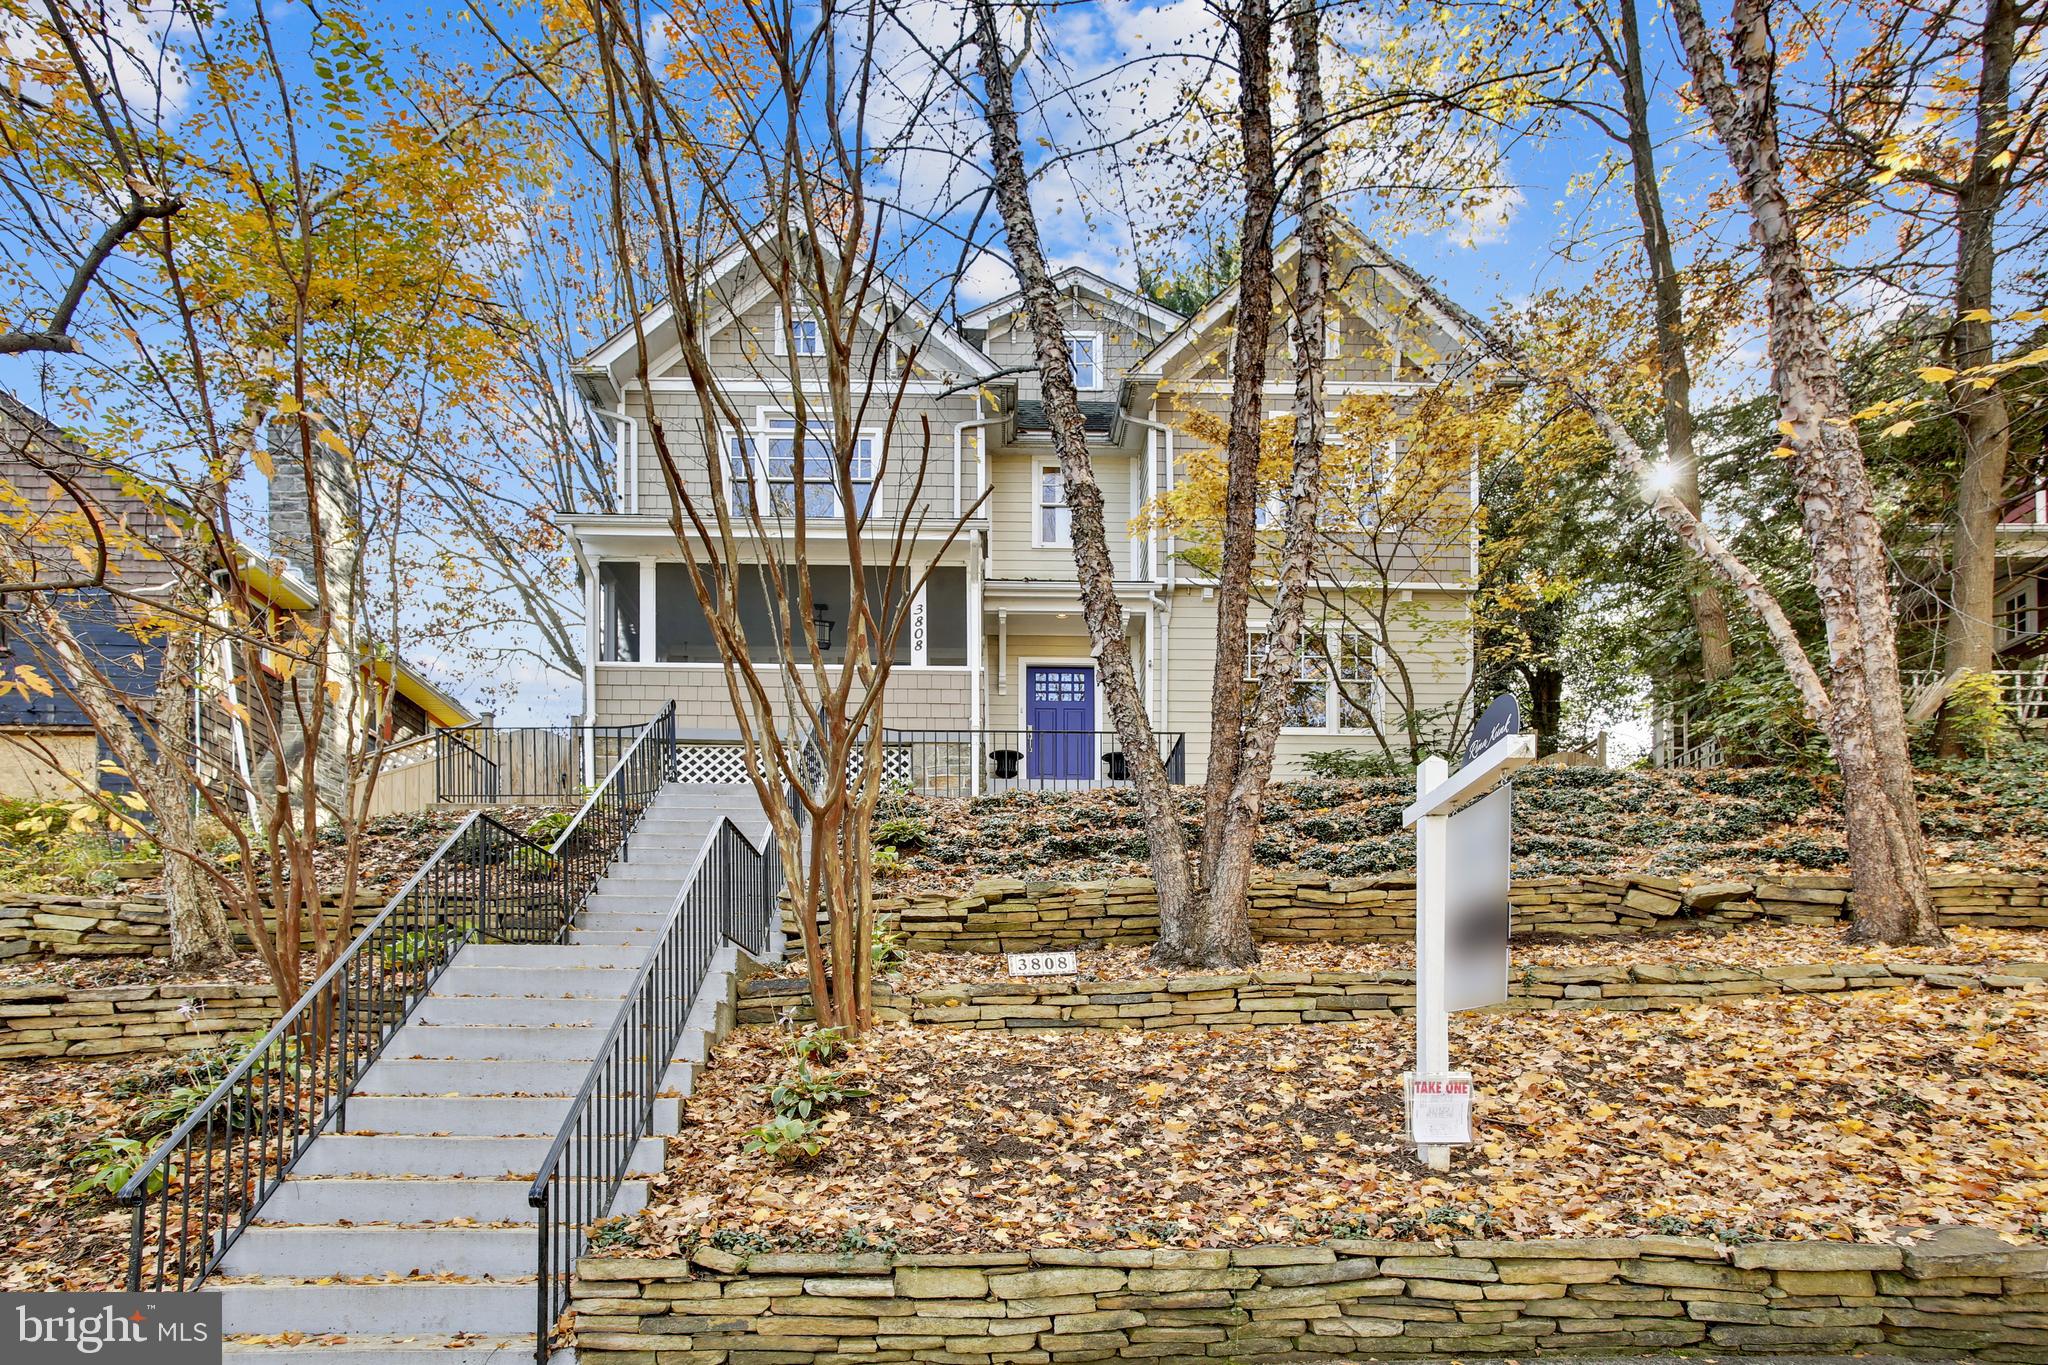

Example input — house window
[1065,333,1101,390]
[597,561,641,662]
[728,414,875,519]
[774,307,824,357]
[1246,632,1328,729]
[2004,582,2039,642]
[1036,464,1071,548]
[1247,627,1378,731]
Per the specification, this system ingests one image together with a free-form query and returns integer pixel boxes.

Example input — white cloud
[958,250,1019,305]
[2,2,189,115]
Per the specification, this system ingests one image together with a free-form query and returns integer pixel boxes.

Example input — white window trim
[770,306,825,358]
[1249,623,1384,734]
[1033,461,1073,549]
[1065,330,1104,391]
[728,406,878,519]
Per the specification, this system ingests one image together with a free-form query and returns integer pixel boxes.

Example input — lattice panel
[668,741,914,788]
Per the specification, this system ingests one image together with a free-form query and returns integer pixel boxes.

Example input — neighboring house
[562,228,1481,788]
[0,392,473,804]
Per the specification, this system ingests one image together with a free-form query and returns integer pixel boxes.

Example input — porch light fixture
[812,604,834,651]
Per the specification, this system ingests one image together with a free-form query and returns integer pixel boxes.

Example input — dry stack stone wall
[819,873,2048,954]
[0,980,275,1059]
[740,958,2048,1031]
[571,1230,2048,1363]
[0,894,377,963]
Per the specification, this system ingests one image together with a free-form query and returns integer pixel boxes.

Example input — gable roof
[1127,223,1484,381]
[959,263,1188,333]
[577,224,1000,395]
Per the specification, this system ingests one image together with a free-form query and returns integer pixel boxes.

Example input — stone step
[432,966,631,999]
[289,1134,662,1179]
[580,890,676,912]
[223,1333,535,1364]
[257,1176,648,1226]
[342,1093,682,1137]
[385,1024,609,1062]
[219,1225,536,1279]
[217,1278,537,1337]
[455,944,648,971]
[413,996,622,1028]
[567,929,662,946]
[357,1057,617,1096]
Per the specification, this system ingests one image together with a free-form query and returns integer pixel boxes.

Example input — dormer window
[1065,332,1102,391]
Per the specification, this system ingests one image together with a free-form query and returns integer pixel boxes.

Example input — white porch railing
[1903,669,2048,724]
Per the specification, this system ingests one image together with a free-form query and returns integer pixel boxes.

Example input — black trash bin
[1101,751,1129,782]
[990,749,1023,779]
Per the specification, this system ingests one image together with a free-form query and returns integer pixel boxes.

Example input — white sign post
[1401,709,1534,1170]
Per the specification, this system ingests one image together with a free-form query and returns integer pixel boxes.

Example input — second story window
[1036,463,1071,548]
[729,414,875,520]
[1065,332,1101,390]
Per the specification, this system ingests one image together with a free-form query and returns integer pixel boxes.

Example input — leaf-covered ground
[878,746,2048,894]
[633,989,2047,1256]
[824,924,2048,994]
[0,1047,246,1292]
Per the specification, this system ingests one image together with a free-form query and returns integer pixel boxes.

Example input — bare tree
[517,0,994,1033]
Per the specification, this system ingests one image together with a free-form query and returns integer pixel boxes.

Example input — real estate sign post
[1402,696,1534,1170]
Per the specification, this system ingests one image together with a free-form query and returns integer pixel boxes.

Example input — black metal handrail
[437,722,646,804]
[118,703,678,1292]
[529,815,774,1361]
[879,726,1188,793]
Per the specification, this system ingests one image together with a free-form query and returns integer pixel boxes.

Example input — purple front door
[1026,665,1095,781]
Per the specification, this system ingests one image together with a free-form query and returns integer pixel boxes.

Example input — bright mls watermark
[1,1294,220,1364]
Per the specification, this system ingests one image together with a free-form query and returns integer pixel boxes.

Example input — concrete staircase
[215,784,767,1364]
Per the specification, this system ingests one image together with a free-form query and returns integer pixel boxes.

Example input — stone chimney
[266,417,359,598]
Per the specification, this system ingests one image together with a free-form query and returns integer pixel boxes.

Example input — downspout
[1121,411,1176,589]
[588,405,640,515]
[952,412,1005,520]
[204,571,262,825]
[566,535,599,787]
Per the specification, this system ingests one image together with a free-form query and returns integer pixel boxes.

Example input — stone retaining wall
[0,979,276,1059]
[0,895,377,963]
[570,1230,2048,1363]
[740,959,2048,1031]
[817,873,2048,953]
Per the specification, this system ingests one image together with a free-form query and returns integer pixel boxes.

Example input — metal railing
[436,723,646,804]
[529,816,774,1362]
[879,727,1188,795]
[118,703,678,1292]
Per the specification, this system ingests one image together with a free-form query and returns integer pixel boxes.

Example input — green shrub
[766,1061,868,1120]
[871,915,908,976]
[871,814,929,850]
[743,1114,829,1164]
[68,1135,161,1198]
[793,1026,847,1066]
[1939,670,2012,758]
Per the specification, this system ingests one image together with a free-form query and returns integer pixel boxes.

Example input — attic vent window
[790,315,823,356]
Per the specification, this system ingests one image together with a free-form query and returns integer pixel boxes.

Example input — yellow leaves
[1917,366,1958,384]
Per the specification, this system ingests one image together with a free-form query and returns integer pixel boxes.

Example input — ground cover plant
[875,744,2048,894]
[0,1044,252,1291]
[632,989,2046,1255]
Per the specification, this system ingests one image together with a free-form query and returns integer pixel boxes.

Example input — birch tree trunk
[969,0,1199,951]
[1200,0,1334,966]
[1199,0,1282,899]
[1934,0,2018,756]
[1670,0,1939,943]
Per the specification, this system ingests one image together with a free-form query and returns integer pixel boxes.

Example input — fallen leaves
[632,988,2048,1256]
